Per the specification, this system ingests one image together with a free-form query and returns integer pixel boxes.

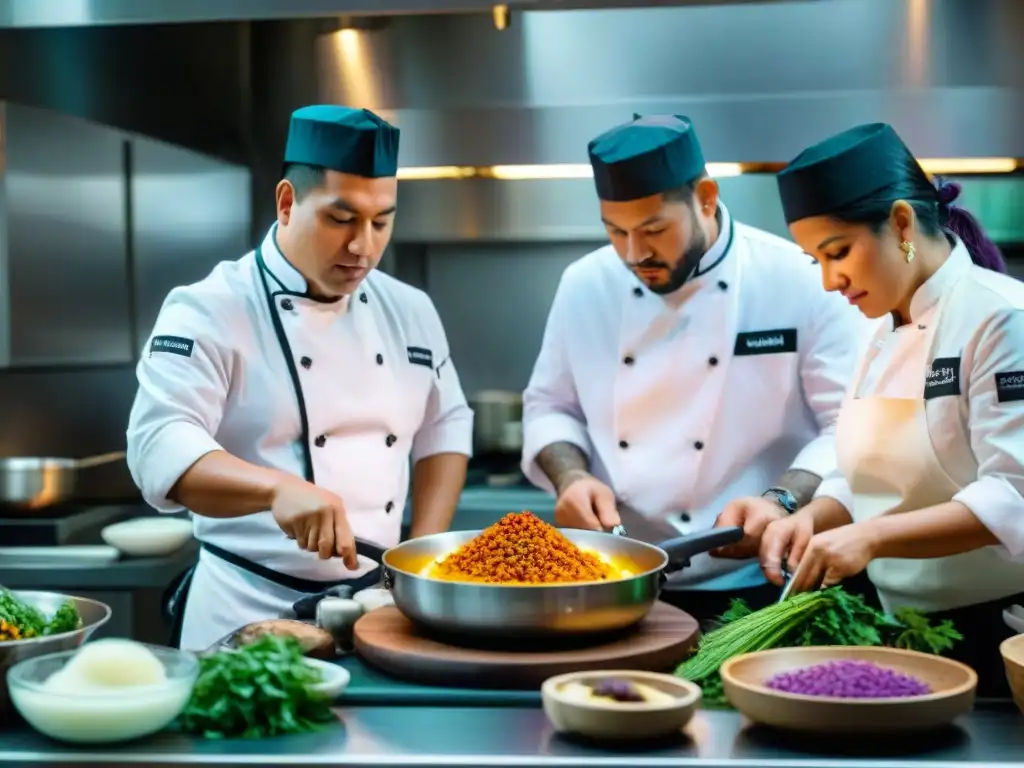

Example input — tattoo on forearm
[777,469,822,509]
[536,442,589,494]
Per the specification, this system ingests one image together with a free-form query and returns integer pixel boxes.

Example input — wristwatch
[762,487,799,514]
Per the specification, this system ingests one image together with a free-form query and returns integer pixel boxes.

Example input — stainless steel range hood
[0,0,814,28]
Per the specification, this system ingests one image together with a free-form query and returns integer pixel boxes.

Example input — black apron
[162,239,388,647]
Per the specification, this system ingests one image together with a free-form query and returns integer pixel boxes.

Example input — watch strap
[762,486,798,514]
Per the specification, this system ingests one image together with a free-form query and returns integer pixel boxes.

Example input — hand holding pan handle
[657,526,744,574]
[355,538,388,564]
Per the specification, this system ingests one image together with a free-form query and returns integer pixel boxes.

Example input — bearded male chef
[521,114,876,622]
[127,105,473,651]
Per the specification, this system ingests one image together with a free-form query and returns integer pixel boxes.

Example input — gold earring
[901,240,916,263]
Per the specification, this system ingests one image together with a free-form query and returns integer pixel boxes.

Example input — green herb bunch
[0,588,82,639]
[177,634,337,739]
[676,586,962,707]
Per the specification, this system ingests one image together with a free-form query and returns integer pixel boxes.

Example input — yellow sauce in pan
[419,549,638,585]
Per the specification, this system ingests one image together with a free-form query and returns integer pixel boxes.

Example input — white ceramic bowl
[7,643,199,744]
[541,670,701,741]
[101,517,194,558]
[304,658,351,700]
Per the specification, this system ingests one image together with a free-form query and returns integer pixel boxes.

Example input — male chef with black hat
[127,105,473,651]
[521,114,875,621]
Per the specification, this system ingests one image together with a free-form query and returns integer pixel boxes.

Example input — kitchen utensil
[721,646,977,734]
[100,517,193,558]
[353,601,699,688]
[1003,604,1024,635]
[357,525,742,638]
[0,450,127,509]
[999,632,1024,716]
[0,591,112,714]
[303,657,352,701]
[614,502,684,543]
[316,597,364,653]
[6,643,198,744]
[541,670,701,741]
[467,390,523,455]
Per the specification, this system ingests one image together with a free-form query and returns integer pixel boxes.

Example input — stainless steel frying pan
[0,451,127,509]
[355,525,743,639]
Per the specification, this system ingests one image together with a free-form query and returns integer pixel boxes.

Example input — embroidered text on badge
[150,335,195,357]
[407,346,433,368]
[733,329,797,356]
[995,371,1024,403]
[924,357,961,400]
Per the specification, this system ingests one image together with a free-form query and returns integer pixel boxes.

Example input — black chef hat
[776,123,923,224]
[284,105,400,178]
[588,114,706,202]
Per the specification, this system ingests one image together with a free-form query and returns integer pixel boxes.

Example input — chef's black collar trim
[260,224,347,305]
[693,206,733,278]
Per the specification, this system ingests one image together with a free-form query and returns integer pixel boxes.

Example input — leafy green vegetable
[177,634,337,739]
[0,588,82,640]
[676,586,962,707]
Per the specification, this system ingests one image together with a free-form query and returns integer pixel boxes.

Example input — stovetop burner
[0,503,146,547]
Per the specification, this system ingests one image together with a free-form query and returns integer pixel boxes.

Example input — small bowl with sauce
[6,639,198,744]
[541,670,701,741]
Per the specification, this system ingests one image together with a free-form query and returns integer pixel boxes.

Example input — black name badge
[734,329,798,356]
[150,335,194,357]
[995,371,1024,403]
[924,356,961,400]
[407,346,433,368]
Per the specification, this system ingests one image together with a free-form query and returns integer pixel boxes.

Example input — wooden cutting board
[353,602,699,689]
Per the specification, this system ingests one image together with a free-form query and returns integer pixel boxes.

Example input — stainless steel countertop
[1,703,1023,767]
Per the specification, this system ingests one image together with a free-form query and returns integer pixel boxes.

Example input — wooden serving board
[353,602,699,689]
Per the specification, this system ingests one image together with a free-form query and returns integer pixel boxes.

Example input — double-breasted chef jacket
[521,203,877,589]
[127,225,473,651]
[814,239,1024,614]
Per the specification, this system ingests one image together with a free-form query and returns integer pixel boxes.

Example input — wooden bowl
[541,670,701,741]
[721,646,976,734]
[999,633,1024,716]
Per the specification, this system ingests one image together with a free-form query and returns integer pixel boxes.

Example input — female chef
[760,122,1024,697]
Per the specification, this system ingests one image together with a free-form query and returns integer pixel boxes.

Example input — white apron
[837,296,1024,614]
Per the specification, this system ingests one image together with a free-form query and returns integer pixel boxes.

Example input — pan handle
[355,538,388,563]
[657,526,744,574]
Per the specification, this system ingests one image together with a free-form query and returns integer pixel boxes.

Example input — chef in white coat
[757,122,1024,697]
[521,114,875,623]
[127,105,474,652]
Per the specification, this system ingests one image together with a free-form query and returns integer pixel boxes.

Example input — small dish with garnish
[541,670,701,741]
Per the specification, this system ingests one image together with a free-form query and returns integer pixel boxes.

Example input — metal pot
[0,450,127,510]
[0,591,112,714]
[468,390,523,455]
[355,526,742,639]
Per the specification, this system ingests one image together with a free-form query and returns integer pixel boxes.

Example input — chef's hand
[758,513,815,586]
[270,476,359,569]
[784,523,877,594]
[554,470,621,531]
[710,496,787,559]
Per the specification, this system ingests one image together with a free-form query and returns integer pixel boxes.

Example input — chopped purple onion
[591,678,646,703]
[764,660,932,699]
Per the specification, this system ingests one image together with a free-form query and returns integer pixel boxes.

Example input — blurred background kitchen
[0,0,1021,641]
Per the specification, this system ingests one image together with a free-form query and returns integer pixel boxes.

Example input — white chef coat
[127,225,473,650]
[814,239,1024,611]
[521,204,875,588]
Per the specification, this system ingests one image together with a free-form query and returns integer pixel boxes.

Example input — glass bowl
[6,641,198,744]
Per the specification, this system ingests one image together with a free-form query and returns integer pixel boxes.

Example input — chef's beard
[636,227,709,296]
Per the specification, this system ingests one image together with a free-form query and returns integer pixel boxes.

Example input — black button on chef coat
[314,434,327,447]
[633,287,643,297]
[386,501,394,513]
[709,356,719,366]
[619,440,629,449]
[359,293,368,304]
[300,356,312,369]
[376,353,384,365]
[386,434,397,447]
[694,440,704,450]
[281,298,294,311]
[717,281,728,291]
[680,512,691,522]
[623,355,635,365]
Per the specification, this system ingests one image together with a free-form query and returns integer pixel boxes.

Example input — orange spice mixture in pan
[434,511,613,584]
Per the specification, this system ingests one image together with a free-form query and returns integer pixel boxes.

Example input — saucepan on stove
[352,525,742,639]
[0,451,127,511]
